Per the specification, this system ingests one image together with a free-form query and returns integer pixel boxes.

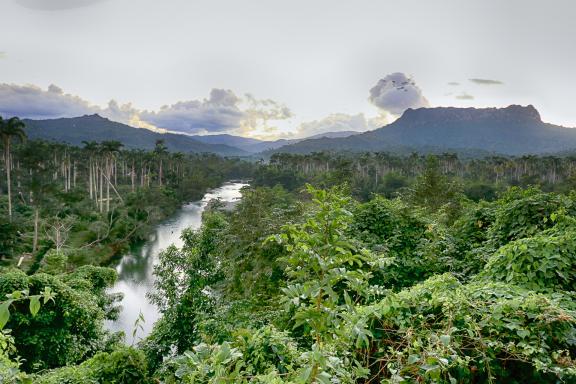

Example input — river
[105,182,248,343]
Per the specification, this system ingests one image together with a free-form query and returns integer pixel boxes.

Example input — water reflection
[106,182,248,343]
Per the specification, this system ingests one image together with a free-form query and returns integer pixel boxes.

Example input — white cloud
[368,72,429,115]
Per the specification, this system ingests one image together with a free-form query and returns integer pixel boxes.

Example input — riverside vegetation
[0,117,575,383]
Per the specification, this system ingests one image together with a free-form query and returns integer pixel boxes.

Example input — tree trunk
[159,158,163,186]
[99,163,104,212]
[106,158,110,213]
[131,161,135,192]
[33,207,39,253]
[5,142,13,221]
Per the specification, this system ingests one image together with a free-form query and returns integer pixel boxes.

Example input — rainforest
[1,114,576,383]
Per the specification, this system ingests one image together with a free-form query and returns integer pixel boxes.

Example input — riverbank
[24,177,250,273]
[106,182,248,343]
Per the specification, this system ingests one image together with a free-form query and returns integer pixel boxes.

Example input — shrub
[34,347,149,384]
[482,228,576,292]
[0,268,117,371]
[351,274,576,383]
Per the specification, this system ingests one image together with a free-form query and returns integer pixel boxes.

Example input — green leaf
[407,354,420,364]
[0,301,12,330]
[516,329,530,338]
[29,296,41,317]
[440,334,451,346]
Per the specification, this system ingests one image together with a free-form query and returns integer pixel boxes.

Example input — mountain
[194,130,361,153]
[23,115,249,156]
[306,130,361,140]
[191,134,264,150]
[266,105,576,156]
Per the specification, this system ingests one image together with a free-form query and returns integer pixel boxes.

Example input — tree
[0,266,118,371]
[19,141,58,253]
[0,116,27,221]
[154,139,168,186]
[270,185,389,382]
[406,155,462,217]
[145,211,227,368]
[100,141,124,212]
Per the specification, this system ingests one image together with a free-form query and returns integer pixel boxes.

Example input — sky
[1,0,575,139]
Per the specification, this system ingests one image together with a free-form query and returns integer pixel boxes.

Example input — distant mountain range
[267,105,576,156]
[23,115,249,156]
[192,130,360,153]
[21,105,576,157]
[22,114,361,155]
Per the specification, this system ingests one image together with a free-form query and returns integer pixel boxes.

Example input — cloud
[103,100,163,132]
[469,78,503,85]
[295,113,383,138]
[141,89,245,135]
[369,72,429,115]
[0,52,6,59]
[238,93,292,136]
[447,82,460,86]
[0,83,291,136]
[0,83,96,119]
[455,92,475,100]
[14,0,109,11]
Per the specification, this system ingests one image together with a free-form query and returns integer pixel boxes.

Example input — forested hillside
[1,117,575,383]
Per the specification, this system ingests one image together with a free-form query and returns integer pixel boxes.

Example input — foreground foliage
[2,147,576,383]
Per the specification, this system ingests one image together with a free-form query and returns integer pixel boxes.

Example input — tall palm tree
[82,140,100,202]
[100,140,124,212]
[154,139,168,186]
[0,116,27,221]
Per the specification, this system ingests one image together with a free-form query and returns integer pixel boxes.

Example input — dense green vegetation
[0,117,254,269]
[1,119,575,383]
[257,151,576,200]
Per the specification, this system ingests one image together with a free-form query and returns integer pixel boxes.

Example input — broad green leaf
[440,334,451,346]
[0,301,12,329]
[29,296,41,317]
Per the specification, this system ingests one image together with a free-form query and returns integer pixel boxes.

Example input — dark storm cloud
[14,0,108,11]
[469,78,504,85]
[368,73,429,115]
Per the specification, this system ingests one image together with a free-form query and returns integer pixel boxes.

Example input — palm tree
[0,116,27,221]
[82,140,100,202]
[154,139,168,186]
[100,141,124,212]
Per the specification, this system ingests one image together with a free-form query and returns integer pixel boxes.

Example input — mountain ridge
[265,105,576,156]
[23,114,249,156]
